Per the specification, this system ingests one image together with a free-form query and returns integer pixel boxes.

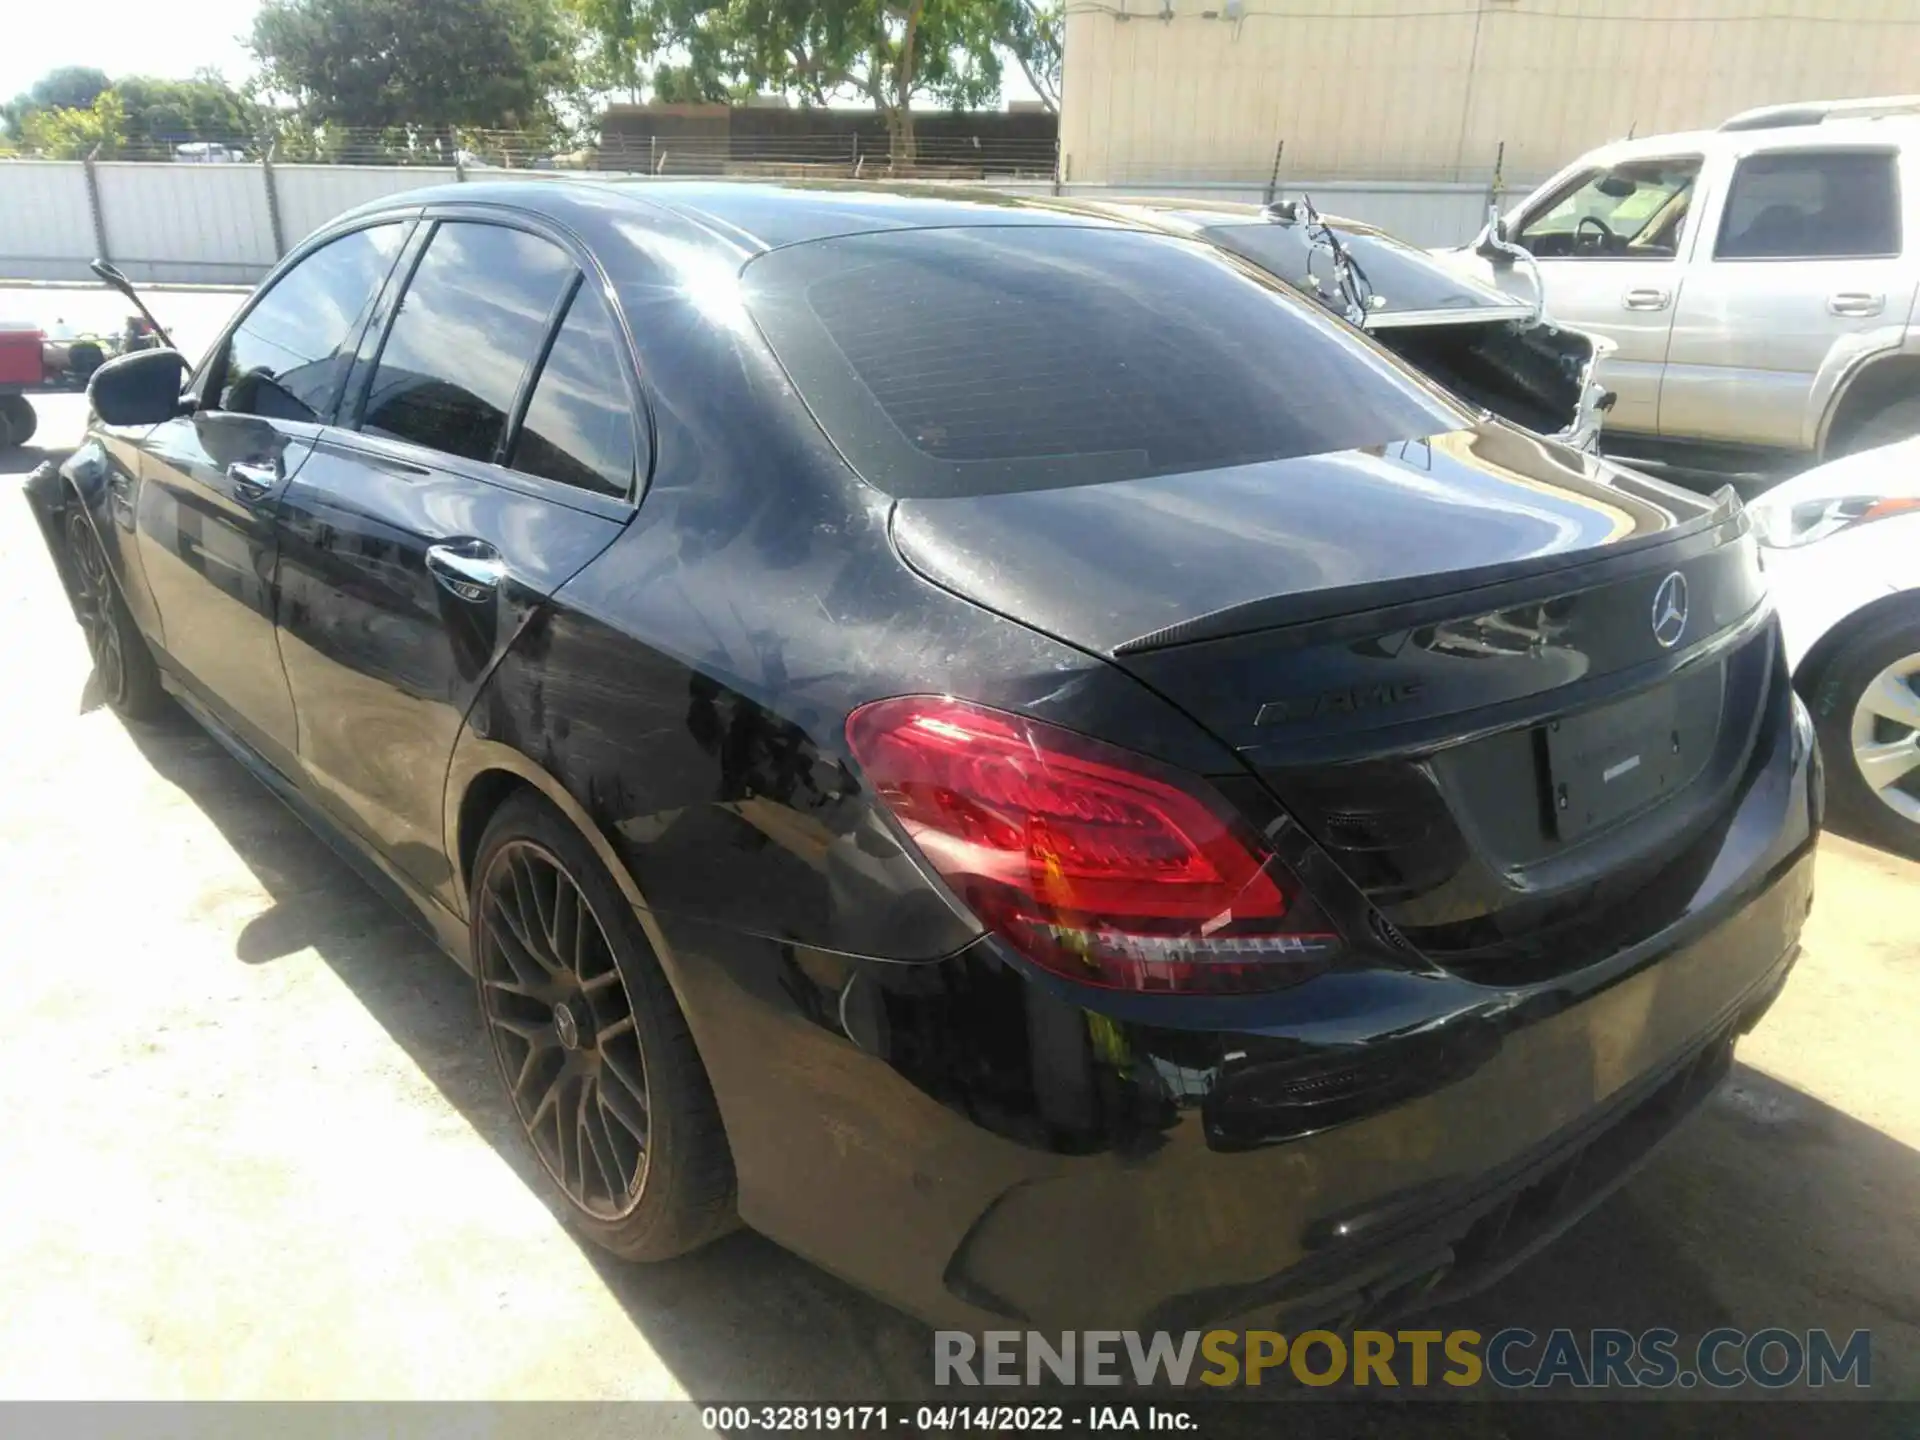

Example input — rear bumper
[1161,924,1800,1332]
[648,689,1819,1333]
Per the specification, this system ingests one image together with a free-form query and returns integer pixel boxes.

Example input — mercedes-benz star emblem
[1651,571,1689,649]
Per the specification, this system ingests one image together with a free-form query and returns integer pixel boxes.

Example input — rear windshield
[743,225,1465,498]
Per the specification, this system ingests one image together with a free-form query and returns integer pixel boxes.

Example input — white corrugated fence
[0,159,1502,285]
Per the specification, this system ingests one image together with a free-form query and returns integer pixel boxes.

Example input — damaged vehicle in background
[1073,195,1617,451]
[1439,96,1920,476]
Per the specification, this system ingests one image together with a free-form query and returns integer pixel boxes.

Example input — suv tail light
[845,697,1340,994]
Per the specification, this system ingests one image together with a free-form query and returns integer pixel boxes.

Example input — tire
[470,792,738,1260]
[1834,393,1920,458]
[1804,609,1920,860]
[63,504,168,722]
[67,342,105,384]
[0,394,35,447]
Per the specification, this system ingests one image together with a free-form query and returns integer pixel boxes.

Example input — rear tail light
[845,697,1340,994]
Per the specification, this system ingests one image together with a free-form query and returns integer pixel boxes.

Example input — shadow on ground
[0,433,67,478]
[119,706,939,1403]
[72,635,1920,1424]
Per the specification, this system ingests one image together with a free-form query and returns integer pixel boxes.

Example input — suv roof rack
[1720,95,1920,132]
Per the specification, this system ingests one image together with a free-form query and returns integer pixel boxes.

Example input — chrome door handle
[424,540,507,602]
[1622,287,1671,311]
[226,460,280,499]
[1828,291,1885,317]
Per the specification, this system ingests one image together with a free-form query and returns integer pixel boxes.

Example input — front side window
[361,222,576,462]
[508,286,638,498]
[1515,158,1701,260]
[217,223,406,422]
[1715,150,1901,260]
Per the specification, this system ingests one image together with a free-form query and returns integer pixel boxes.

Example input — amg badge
[1255,680,1427,726]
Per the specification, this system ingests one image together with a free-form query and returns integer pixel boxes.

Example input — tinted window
[219,223,405,421]
[745,227,1462,499]
[362,222,576,461]
[509,287,638,497]
[1716,151,1901,260]
[1514,158,1699,259]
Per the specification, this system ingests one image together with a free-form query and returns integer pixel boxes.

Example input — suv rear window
[1715,150,1901,260]
[744,226,1463,498]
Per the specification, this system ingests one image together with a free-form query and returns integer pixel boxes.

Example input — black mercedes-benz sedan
[27,179,1819,1333]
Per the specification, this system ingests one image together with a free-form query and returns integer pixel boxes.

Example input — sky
[3,0,1039,109]
[3,1,260,99]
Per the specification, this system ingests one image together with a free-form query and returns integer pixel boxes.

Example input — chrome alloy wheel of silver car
[1850,650,1920,827]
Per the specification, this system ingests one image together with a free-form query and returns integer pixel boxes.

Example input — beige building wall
[1060,0,1920,185]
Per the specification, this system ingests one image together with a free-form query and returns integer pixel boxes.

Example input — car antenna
[88,259,175,351]
[1299,196,1378,328]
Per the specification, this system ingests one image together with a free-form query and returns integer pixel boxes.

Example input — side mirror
[1475,217,1515,266]
[88,257,175,349]
[88,348,189,427]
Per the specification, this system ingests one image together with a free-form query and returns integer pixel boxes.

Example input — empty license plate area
[1543,664,1724,841]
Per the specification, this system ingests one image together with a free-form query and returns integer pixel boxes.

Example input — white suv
[1449,96,1920,472]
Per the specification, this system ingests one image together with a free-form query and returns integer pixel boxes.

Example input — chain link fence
[1,127,1535,283]
[23,127,1066,180]
[14,124,1532,197]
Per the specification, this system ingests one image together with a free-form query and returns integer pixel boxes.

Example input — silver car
[1446,96,1920,472]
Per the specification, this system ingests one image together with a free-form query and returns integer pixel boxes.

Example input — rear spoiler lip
[1114,484,1745,655]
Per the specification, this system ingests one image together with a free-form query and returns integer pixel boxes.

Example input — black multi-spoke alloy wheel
[64,505,166,720]
[472,793,737,1258]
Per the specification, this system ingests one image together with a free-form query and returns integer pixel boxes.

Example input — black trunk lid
[891,428,1775,979]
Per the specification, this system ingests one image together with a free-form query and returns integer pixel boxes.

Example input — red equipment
[0,325,44,386]
[0,324,47,449]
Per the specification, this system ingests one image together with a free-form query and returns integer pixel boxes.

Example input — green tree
[610,0,1015,163]
[1005,0,1060,113]
[567,0,655,102]
[3,64,111,136]
[115,73,259,151]
[18,90,127,159]
[18,66,113,115]
[252,0,579,139]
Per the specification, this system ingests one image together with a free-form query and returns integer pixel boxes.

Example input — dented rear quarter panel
[446,229,1244,966]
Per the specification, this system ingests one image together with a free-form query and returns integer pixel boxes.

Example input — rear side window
[362,222,576,461]
[1716,151,1901,260]
[219,223,405,422]
[744,227,1462,499]
[508,286,638,497]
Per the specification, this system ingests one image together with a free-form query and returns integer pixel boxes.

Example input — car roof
[330,177,1137,264]
[1575,114,1920,169]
